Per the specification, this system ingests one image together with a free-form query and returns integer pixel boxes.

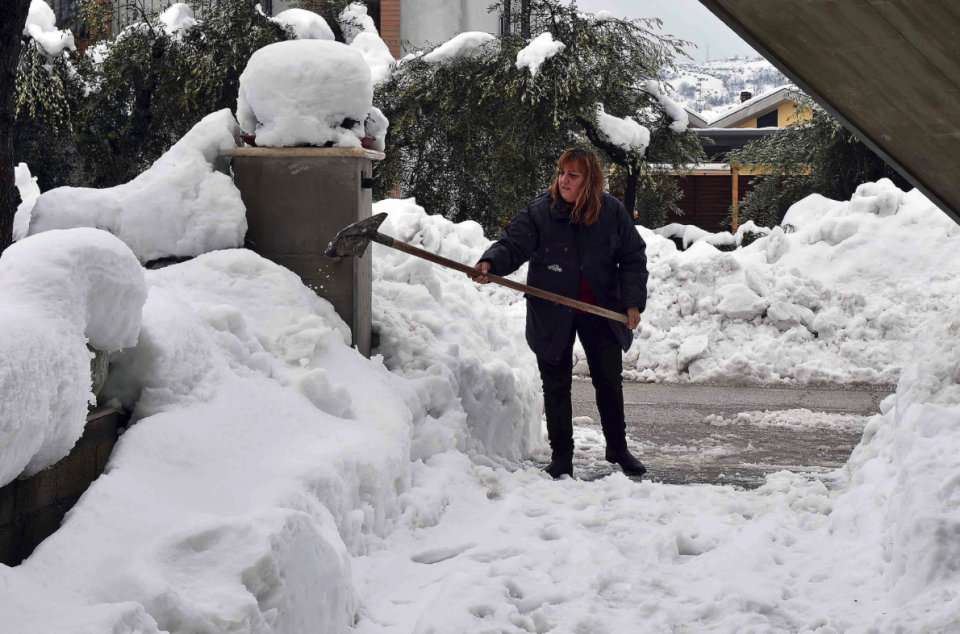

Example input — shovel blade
[324,212,388,259]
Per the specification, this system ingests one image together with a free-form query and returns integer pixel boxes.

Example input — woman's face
[558,163,584,204]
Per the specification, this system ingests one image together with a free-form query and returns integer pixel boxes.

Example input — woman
[470,148,648,479]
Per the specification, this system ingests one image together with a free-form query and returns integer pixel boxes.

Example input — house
[667,86,811,233]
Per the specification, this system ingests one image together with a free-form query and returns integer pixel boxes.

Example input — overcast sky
[569,0,759,62]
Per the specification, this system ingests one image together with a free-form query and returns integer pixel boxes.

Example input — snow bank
[596,105,650,153]
[2,222,540,631]
[13,162,40,241]
[644,79,689,133]
[27,110,245,263]
[0,229,146,488]
[623,180,958,384]
[422,31,497,63]
[23,0,75,57]
[339,2,377,44]
[372,198,542,462]
[515,32,565,77]
[271,8,334,40]
[158,3,197,37]
[237,39,375,148]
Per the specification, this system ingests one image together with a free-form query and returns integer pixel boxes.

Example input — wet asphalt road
[563,380,894,489]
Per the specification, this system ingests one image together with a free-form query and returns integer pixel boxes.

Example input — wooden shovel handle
[377,233,630,325]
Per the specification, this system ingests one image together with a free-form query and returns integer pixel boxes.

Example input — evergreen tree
[375,0,704,235]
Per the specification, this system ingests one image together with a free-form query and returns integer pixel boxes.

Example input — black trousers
[537,313,626,459]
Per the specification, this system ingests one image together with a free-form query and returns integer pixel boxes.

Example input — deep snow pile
[25,110,246,263]
[372,199,542,463]
[620,179,957,384]
[1,224,541,633]
[237,39,386,148]
[0,229,145,488]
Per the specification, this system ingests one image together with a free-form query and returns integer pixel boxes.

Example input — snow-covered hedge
[23,110,246,263]
[0,229,146,488]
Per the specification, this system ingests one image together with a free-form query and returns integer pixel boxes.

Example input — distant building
[668,86,811,233]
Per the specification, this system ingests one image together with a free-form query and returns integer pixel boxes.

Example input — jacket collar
[549,194,571,221]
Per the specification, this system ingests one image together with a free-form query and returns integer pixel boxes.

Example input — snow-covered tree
[375,0,704,234]
[1,0,31,253]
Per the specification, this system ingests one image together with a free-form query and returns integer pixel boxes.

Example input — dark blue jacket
[479,192,648,364]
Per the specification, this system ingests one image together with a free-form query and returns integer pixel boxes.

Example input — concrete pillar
[225,147,384,358]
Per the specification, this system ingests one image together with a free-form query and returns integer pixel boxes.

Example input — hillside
[665,56,796,121]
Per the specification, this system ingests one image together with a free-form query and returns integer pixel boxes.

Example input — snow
[158,3,197,37]
[0,203,541,633]
[704,409,867,433]
[12,162,40,242]
[270,8,334,40]
[5,163,960,631]
[596,105,650,153]
[339,2,377,45]
[351,32,395,85]
[515,32,565,77]
[0,228,146,488]
[23,0,75,57]
[237,39,374,148]
[372,199,542,462]
[26,110,246,263]
[644,79,689,133]
[593,9,615,21]
[422,31,497,64]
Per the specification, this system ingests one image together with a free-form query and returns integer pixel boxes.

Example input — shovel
[325,213,630,324]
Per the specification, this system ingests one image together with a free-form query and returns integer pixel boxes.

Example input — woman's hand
[469,261,491,284]
[627,307,640,329]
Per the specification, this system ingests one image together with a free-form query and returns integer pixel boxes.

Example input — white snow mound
[423,31,497,63]
[0,228,146,487]
[516,32,565,77]
[24,0,75,57]
[27,109,246,263]
[13,162,41,241]
[158,3,197,37]
[596,105,650,153]
[237,39,374,148]
[339,2,377,44]
[351,31,395,85]
[271,8,335,40]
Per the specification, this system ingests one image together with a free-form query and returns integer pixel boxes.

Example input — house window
[756,109,779,128]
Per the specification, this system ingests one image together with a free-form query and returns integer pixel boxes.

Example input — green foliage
[13,0,292,190]
[14,43,85,189]
[375,0,705,235]
[726,94,911,227]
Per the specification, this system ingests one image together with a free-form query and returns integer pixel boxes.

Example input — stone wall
[0,406,127,566]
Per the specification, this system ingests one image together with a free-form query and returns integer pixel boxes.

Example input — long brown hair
[550,148,604,226]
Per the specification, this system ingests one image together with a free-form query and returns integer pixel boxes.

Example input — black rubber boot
[605,446,646,477]
[544,455,573,479]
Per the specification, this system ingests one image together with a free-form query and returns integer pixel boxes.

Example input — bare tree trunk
[520,0,530,38]
[623,163,639,216]
[1,0,31,254]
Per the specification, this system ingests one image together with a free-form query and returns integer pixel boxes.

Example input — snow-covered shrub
[0,228,146,488]
[26,110,246,263]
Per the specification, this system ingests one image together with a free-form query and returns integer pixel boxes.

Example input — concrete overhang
[696,0,960,224]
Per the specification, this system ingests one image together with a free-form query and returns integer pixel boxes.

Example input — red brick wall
[380,0,401,59]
